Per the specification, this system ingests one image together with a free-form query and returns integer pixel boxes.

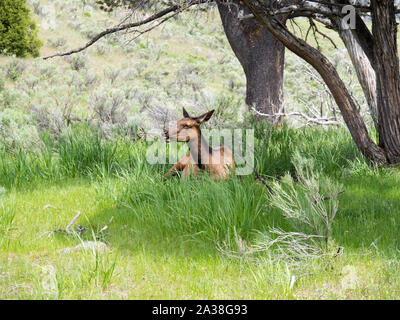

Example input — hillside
[1,0,371,134]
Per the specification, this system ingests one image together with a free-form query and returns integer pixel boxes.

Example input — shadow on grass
[84,172,400,260]
[85,174,285,259]
[332,174,400,255]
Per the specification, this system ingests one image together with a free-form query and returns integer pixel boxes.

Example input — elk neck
[186,127,212,169]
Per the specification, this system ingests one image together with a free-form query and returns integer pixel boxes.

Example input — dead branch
[92,216,114,244]
[42,211,83,237]
[309,17,337,49]
[99,216,114,233]
[122,8,183,46]
[251,107,342,126]
[254,172,274,195]
[65,211,82,233]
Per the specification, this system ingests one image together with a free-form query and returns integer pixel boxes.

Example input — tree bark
[371,0,400,164]
[217,1,285,122]
[333,12,378,128]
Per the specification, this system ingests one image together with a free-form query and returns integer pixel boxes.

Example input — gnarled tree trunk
[371,0,400,164]
[217,1,285,122]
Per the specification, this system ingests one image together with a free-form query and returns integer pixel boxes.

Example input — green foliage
[0,0,42,57]
[116,171,266,245]
[0,121,150,188]
[56,124,132,177]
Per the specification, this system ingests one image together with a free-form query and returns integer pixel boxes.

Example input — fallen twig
[65,211,82,233]
[42,204,57,210]
[96,216,114,244]
[43,211,82,237]
[99,216,114,233]
[254,172,274,195]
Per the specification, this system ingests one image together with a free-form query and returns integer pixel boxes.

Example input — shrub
[89,88,129,128]
[0,76,4,92]
[47,37,67,48]
[31,0,42,16]
[0,0,42,57]
[95,43,110,56]
[66,54,88,71]
[37,60,57,79]
[5,58,27,81]
[31,104,66,139]
[83,71,99,88]
[269,151,342,249]
[0,108,42,152]
[219,151,343,270]
[103,67,121,84]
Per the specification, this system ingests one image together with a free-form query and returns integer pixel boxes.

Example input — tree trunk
[337,25,378,129]
[371,0,400,164]
[217,1,285,122]
[242,0,387,164]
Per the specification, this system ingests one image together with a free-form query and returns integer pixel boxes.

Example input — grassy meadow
[1,0,400,299]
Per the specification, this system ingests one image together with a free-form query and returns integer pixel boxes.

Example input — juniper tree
[0,0,42,57]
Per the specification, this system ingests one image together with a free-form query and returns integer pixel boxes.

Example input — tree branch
[42,0,207,60]
[251,107,342,126]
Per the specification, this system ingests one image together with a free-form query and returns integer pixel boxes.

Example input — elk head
[164,108,214,143]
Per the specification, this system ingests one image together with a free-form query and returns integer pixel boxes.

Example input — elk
[163,108,234,180]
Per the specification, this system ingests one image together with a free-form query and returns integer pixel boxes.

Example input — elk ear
[195,110,215,124]
[183,107,191,118]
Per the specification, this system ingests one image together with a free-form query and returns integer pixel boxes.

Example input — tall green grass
[0,124,149,188]
[0,121,379,252]
[115,171,269,246]
[253,122,366,178]
[0,121,395,251]
[0,121,367,189]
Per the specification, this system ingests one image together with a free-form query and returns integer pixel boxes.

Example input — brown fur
[163,109,234,180]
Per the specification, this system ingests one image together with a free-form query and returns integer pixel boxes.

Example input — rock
[59,241,109,254]
[340,265,359,290]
